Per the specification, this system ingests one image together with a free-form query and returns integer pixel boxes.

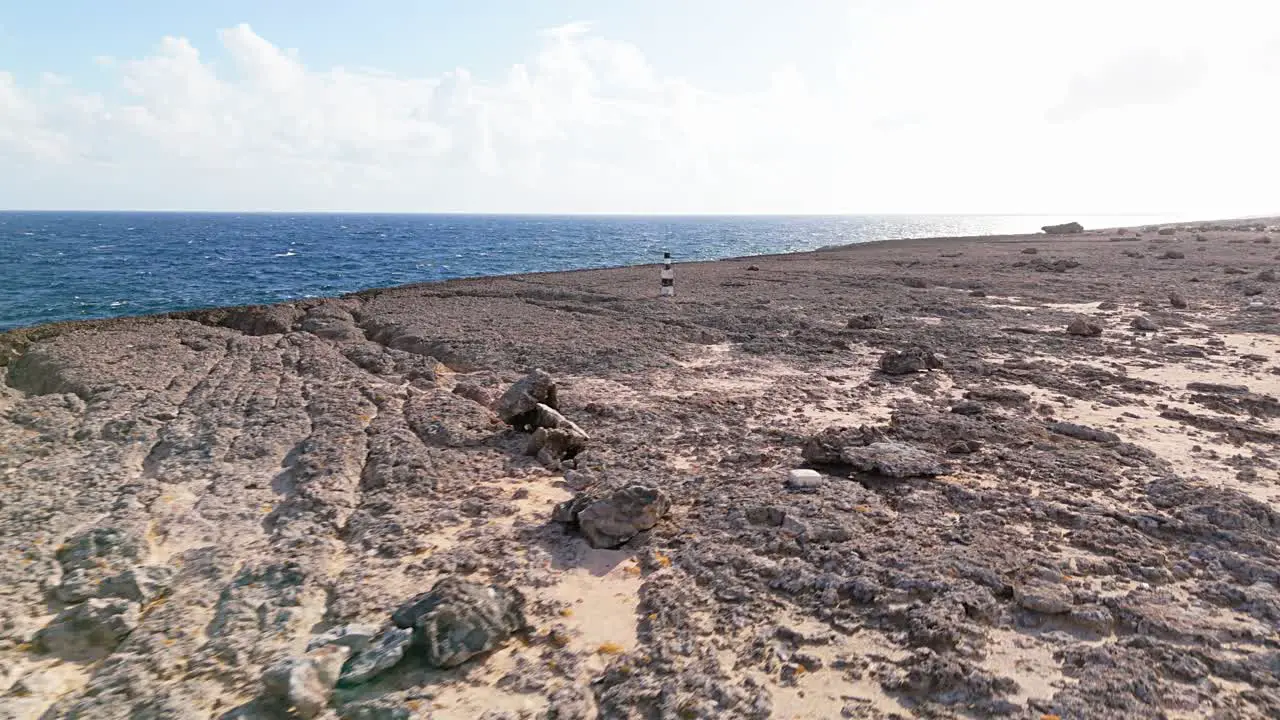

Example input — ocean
[0,212,1179,331]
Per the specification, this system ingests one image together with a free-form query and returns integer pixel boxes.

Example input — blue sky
[2,1,1278,213]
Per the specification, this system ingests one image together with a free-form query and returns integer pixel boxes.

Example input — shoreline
[2,218,1280,718]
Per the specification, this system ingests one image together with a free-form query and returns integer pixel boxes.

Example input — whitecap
[274,250,297,257]
[109,301,128,307]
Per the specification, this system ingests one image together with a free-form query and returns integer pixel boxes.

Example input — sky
[1,0,1278,214]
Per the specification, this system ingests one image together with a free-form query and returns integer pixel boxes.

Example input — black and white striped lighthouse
[660,251,675,297]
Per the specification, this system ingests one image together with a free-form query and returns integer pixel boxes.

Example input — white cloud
[2,5,1280,214]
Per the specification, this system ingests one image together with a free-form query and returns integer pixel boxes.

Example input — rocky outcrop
[1041,221,1084,234]
[554,485,671,549]
[878,347,942,375]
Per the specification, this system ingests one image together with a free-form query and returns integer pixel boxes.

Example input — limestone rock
[1042,221,1084,235]
[846,313,883,330]
[307,623,382,654]
[526,406,590,467]
[34,598,140,658]
[1048,421,1120,444]
[495,369,558,426]
[786,469,824,491]
[1066,316,1103,337]
[337,626,413,686]
[391,577,526,668]
[1015,582,1073,614]
[262,645,351,719]
[1131,316,1159,332]
[555,485,672,549]
[878,347,942,375]
[839,442,948,478]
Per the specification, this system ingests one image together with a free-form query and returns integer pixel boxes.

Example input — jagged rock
[946,440,981,454]
[1066,316,1103,337]
[1048,421,1120,444]
[546,684,598,720]
[1169,291,1189,309]
[391,577,526,668]
[950,401,983,416]
[964,387,1031,407]
[495,369,558,426]
[1131,316,1159,332]
[54,527,142,600]
[340,703,413,720]
[878,347,942,375]
[98,565,175,604]
[452,382,494,407]
[34,598,140,658]
[839,442,948,478]
[846,313,883,330]
[802,425,884,463]
[526,407,590,467]
[1015,582,1073,614]
[554,485,671,549]
[1069,605,1115,633]
[337,626,413,686]
[308,623,382,653]
[262,645,351,719]
[1042,222,1084,234]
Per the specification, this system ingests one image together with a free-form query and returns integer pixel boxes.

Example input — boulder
[1130,316,1159,332]
[839,442,948,478]
[337,626,414,686]
[1065,316,1103,337]
[1169,292,1189,309]
[878,347,943,375]
[391,577,526,668]
[801,425,884,464]
[452,382,494,407]
[495,370,558,426]
[526,408,590,467]
[1041,222,1084,235]
[262,645,351,718]
[34,598,140,658]
[554,485,671,549]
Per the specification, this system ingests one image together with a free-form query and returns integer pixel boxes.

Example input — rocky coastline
[2,219,1280,718]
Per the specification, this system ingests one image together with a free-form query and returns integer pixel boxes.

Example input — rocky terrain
[2,220,1280,719]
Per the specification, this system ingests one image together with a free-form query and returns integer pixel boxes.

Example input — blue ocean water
[0,212,1176,331]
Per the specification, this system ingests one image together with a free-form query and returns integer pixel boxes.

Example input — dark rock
[1042,222,1084,234]
[964,387,1031,407]
[846,313,883,330]
[1066,316,1103,337]
[495,369,558,426]
[1186,382,1249,395]
[1021,248,1039,255]
[1097,300,1120,310]
[554,485,671,549]
[1258,269,1278,282]
[337,626,413,685]
[452,382,494,407]
[526,419,590,468]
[1169,292,1189,309]
[839,442,948,478]
[1159,250,1185,260]
[878,347,943,375]
[1015,581,1073,614]
[950,401,984,416]
[97,565,174,604]
[34,598,141,658]
[746,265,760,271]
[1243,285,1264,297]
[1157,228,1176,236]
[1069,605,1115,633]
[392,577,526,668]
[802,425,883,464]
[969,289,987,298]
[946,440,981,455]
[1048,421,1120,444]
